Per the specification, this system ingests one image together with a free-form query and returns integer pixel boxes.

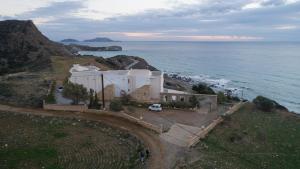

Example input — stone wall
[160,92,218,111]
[43,102,88,112]
[97,84,115,101]
[130,85,152,102]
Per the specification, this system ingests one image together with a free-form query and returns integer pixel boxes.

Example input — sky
[0,0,300,41]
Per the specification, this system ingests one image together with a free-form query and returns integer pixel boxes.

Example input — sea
[67,41,300,113]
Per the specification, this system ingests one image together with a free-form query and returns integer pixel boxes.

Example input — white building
[69,64,164,102]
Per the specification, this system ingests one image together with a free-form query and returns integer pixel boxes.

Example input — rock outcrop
[0,20,72,75]
[95,55,158,71]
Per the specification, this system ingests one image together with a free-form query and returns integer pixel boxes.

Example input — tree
[120,90,131,105]
[88,89,94,108]
[63,82,88,105]
[189,95,199,108]
[217,92,227,104]
[45,81,56,104]
[192,83,215,95]
[93,93,101,109]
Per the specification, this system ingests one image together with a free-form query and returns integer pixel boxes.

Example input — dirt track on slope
[0,105,165,169]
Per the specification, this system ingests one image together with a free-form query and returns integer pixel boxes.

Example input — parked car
[148,104,162,112]
[57,86,63,92]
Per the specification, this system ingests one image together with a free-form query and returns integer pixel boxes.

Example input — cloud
[1,0,299,41]
[275,25,298,30]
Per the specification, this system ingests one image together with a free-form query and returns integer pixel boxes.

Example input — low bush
[217,92,227,104]
[253,96,276,112]
[161,101,192,109]
[0,83,13,97]
[109,99,123,111]
[192,83,215,95]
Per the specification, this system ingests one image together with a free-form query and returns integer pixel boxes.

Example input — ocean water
[72,41,300,113]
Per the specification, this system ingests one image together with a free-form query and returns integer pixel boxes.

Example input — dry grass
[49,55,110,83]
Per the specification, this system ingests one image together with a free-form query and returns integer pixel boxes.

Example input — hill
[83,37,116,42]
[0,20,72,75]
[95,55,158,71]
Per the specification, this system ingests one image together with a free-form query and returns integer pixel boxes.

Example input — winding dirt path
[0,105,165,169]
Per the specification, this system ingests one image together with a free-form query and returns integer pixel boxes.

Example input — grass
[0,146,58,169]
[184,103,300,169]
[0,111,144,169]
[49,55,110,82]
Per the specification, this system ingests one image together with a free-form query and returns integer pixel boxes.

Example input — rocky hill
[95,55,157,71]
[0,20,72,75]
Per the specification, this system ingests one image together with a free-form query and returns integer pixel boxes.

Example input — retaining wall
[43,102,88,112]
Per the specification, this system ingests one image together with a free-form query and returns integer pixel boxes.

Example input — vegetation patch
[110,99,123,111]
[0,147,58,169]
[183,103,300,169]
[0,111,144,169]
[192,83,215,95]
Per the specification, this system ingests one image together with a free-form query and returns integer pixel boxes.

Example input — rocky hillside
[95,55,158,71]
[0,20,72,75]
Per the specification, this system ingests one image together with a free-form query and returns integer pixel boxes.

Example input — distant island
[84,37,117,42]
[60,39,79,42]
[60,37,119,43]
[65,44,122,54]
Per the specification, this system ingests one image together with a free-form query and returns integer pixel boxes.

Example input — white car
[148,104,162,112]
[57,86,63,92]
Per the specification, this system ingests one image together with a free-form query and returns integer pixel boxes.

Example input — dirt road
[0,105,165,169]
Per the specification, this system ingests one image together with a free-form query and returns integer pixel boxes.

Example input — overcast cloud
[0,0,299,41]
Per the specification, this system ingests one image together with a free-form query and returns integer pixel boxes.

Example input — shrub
[0,83,13,97]
[45,81,56,104]
[189,95,199,107]
[162,101,192,109]
[253,96,276,112]
[63,82,88,105]
[217,92,227,104]
[109,99,123,111]
[120,91,131,105]
[192,83,215,95]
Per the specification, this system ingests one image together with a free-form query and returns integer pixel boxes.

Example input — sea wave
[166,72,242,96]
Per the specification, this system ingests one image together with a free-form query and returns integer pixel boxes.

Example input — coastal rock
[0,20,73,75]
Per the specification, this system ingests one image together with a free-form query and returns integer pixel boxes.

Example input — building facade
[69,64,164,102]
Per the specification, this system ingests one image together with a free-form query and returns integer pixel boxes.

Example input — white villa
[69,64,164,102]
